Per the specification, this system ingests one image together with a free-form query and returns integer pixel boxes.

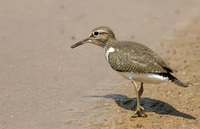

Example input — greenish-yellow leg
[131,80,147,117]
[123,83,144,110]
[131,82,143,110]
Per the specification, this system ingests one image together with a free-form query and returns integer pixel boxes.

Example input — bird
[71,26,188,117]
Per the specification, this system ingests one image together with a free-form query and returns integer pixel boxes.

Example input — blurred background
[1,0,200,129]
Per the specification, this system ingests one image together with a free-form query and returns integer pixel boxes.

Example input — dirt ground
[0,1,200,129]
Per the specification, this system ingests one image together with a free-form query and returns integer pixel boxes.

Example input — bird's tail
[168,74,188,87]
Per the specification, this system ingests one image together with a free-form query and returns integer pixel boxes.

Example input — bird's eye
[93,31,99,36]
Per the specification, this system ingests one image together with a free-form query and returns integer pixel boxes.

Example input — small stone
[118,119,125,125]
[71,36,76,40]
[66,120,72,124]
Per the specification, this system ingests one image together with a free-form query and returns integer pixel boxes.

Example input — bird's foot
[131,106,147,118]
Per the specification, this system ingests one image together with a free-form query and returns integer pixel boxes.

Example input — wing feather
[107,41,173,73]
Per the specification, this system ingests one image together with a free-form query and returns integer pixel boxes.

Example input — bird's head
[71,26,116,49]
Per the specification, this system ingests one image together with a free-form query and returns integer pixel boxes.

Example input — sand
[0,0,200,129]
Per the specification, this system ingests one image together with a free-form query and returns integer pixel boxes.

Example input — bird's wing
[107,42,173,73]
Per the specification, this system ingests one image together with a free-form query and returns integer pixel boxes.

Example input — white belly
[118,72,169,84]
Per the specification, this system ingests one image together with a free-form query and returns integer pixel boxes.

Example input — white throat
[105,47,115,60]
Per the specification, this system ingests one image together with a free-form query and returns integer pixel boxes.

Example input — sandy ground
[0,0,200,129]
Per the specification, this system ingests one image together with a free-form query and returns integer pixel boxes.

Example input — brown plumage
[105,41,173,73]
[71,26,188,117]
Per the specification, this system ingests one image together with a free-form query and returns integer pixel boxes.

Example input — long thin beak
[71,37,90,49]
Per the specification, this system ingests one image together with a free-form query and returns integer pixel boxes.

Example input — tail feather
[159,73,188,87]
[171,77,188,87]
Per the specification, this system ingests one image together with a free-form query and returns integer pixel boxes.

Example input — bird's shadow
[85,94,196,119]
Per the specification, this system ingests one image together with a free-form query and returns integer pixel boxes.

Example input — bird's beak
[71,37,91,49]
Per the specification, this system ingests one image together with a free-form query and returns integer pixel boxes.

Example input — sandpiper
[71,26,188,117]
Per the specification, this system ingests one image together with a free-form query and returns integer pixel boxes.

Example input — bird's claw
[131,106,147,118]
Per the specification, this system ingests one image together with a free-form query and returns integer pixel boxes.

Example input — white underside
[118,72,169,84]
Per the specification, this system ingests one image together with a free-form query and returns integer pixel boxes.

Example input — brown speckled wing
[107,41,173,73]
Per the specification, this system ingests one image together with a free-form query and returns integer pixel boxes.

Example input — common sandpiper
[71,26,188,117]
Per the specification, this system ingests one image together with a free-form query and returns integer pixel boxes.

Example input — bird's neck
[103,38,117,49]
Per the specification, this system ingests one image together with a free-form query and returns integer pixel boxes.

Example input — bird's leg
[131,80,147,117]
[123,83,143,108]
[131,82,143,110]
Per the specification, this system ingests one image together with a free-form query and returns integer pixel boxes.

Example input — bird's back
[105,41,174,74]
